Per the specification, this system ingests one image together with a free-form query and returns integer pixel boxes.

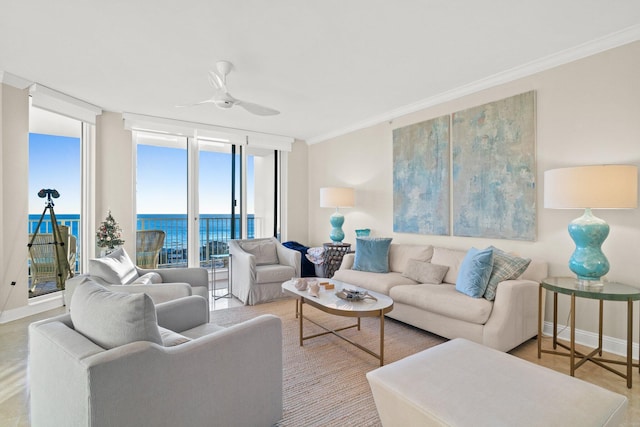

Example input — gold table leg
[553,292,558,349]
[299,297,304,346]
[379,309,385,366]
[570,293,576,377]
[627,299,633,388]
[537,284,542,359]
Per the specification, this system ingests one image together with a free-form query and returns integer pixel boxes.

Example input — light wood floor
[1,303,638,426]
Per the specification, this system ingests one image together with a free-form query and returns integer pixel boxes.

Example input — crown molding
[306,25,640,145]
[0,71,33,89]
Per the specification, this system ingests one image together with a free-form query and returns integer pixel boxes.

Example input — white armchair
[229,237,301,305]
[29,281,283,427]
[64,247,209,308]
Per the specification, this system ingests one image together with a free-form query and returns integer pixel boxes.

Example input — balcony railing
[137,216,254,268]
[27,215,255,273]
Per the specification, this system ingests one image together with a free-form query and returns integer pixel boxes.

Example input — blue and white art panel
[452,91,536,241]
[393,115,450,235]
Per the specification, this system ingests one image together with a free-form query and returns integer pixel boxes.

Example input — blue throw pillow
[353,237,393,273]
[455,247,494,298]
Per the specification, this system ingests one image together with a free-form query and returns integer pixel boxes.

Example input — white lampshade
[544,165,638,209]
[320,187,355,208]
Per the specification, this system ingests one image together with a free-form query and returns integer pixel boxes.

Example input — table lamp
[320,187,355,243]
[544,164,638,282]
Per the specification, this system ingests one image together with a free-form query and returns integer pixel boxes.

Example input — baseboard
[0,293,64,324]
[542,321,639,361]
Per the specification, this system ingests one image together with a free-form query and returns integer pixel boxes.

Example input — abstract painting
[393,115,450,235]
[452,91,536,240]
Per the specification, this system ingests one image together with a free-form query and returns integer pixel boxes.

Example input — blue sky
[29,133,80,214]
[29,133,254,215]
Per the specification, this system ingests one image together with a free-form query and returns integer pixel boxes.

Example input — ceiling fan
[178,61,280,116]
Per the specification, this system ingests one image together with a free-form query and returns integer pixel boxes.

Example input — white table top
[282,278,393,315]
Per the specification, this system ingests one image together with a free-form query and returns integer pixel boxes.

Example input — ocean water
[28,213,255,249]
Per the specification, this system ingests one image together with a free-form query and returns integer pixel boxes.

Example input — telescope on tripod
[27,189,74,291]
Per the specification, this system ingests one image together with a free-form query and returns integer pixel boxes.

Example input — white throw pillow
[130,272,163,285]
[89,247,139,284]
[70,280,162,349]
[402,259,449,284]
[239,240,279,265]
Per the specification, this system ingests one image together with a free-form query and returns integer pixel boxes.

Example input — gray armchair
[64,247,209,308]
[29,282,283,427]
[229,237,301,305]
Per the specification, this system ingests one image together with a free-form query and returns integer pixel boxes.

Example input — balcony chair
[64,247,209,308]
[136,229,166,269]
[28,225,76,292]
[29,280,283,427]
[229,237,301,305]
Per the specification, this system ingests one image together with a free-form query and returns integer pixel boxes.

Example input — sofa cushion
[70,280,162,349]
[180,322,227,339]
[240,240,279,265]
[130,271,163,286]
[256,264,296,283]
[455,248,494,298]
[333,270,417,295]
[484,247,531,301]
[518,258,549,283]
[388,244,433,273]
[158,326,191,346]
[402,260,449,284]
[89,247,139,284]
[390,284,494,324]
[430,247,468,285]
[353,237,393,273]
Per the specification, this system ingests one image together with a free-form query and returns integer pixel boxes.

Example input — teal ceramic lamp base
[329,210,345,243]
[568,208,610,281]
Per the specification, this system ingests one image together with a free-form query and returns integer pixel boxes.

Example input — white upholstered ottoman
[366,338,627,427]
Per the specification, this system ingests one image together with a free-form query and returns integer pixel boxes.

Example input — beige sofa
[333,243,547,352]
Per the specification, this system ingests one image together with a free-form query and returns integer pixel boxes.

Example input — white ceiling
[1,1,639,143]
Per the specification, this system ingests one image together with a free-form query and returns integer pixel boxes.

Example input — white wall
[308,41,640,345]
[0,84,30,315]
[95,112,136,257]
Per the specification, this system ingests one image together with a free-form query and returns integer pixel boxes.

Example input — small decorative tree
[96,210,125,250]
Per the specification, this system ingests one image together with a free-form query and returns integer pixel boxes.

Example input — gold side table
[537,276,640,388]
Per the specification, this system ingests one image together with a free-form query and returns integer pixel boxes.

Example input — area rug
[209,298,446,426]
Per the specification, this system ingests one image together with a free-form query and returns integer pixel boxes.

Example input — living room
[1,2,640,426]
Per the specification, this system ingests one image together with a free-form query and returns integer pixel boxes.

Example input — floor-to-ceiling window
[136,132,189,267]
[134,130,284,271]
[247,146,280,239]
[27,105,81,297]
[126,114,292,275]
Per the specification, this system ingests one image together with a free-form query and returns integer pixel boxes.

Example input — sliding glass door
[246,146,280,239]
[198,139,239,268]
[136,132,188,268]
[135,131,281,271]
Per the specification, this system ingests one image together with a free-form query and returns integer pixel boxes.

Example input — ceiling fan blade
[175,99,216,108]
[235,100,280,116]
